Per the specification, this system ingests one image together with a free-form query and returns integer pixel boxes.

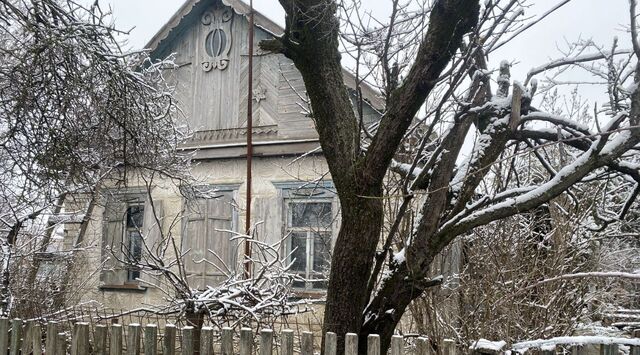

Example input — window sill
[99,284,148,293]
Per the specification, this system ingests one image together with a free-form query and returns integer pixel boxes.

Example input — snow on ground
[512,336,640,353]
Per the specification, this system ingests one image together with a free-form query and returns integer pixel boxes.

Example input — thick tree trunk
[263,2,480,354]
[322,191,384,351]
[360,262,430,354]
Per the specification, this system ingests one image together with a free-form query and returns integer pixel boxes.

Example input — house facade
[66,0,382,311]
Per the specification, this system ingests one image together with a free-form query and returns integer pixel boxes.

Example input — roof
[144,0,384,111]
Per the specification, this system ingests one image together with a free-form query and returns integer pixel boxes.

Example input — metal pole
[243,0,254,280]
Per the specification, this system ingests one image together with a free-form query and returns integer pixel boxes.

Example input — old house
[67,0,383,311]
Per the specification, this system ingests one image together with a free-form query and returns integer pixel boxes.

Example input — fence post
[260,329,273,355]
[281,329,294,355]
[368,335,380,355]
[0,318,8,355]
[163,324,176,355]
[200,327,214,355]
[442,339,456,355]
[240,328,253,355]
[111,324,123,355]
[302,332,314,355]
[631,329,640,355]
[9,318,22,355]
[95,325,108,355]
[56,332,67,355]
[31,323,42,355]
[221,327,233,355]
[325,332,337,355]
[127,324,141,355]
[22,320,33,354]
[416,337,430,355]
[600,343,618,355]
[71,322,89,355]
[345,333,358,355]
[182,326,195,355]
[144,324,158,355]
[390,335,403,355]
[45,322,58,355]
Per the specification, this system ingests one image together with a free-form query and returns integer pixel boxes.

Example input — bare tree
[101,180,312,330]
[259,0,640,353]
[0,0,190,316]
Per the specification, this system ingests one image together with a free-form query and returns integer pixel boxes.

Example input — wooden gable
[148,0,382,157]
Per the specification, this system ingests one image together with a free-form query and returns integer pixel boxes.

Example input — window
[277,182,337,291]
[287,200,333,290]
[125,205,144,282]
[100,190,163,289]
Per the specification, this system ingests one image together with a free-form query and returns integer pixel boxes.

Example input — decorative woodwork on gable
[201,7,233,71]
[184,125,278,147]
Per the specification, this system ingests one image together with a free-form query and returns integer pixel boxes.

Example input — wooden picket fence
[0,318,638,355]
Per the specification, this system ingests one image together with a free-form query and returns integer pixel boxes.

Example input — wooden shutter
[140,199,164,286]
[183,191,235,289]
[183,199,208,288]
[101,199,126,285]
[203,192,234,286]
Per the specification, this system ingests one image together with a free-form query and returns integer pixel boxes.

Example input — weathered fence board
[94,325,108,355]
[182,326,195,355]
[144,324,158,355]
[110,324,122,355]
[281,329,294,355]
[0,317,634,355]
[163,324,176,355]
[32,323,42,355]
[260,329,273,355]
[71,322,89,355]
[127,324,141,355]
[9,319,21,355]
[221,327,233,355]
[0,318,8,354]
[46,321,58,355]
[200,326,213,355]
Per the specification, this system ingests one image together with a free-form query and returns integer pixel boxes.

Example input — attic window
[201,8,233,72]
[205,29,227,57]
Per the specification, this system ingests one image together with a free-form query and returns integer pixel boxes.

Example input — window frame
[275,181,338,292]
[124,203,145,283]
[100,188,148,290]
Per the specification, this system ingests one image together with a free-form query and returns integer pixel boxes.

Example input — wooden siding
[157,2,325,149]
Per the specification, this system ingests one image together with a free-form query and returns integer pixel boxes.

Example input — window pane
[128,269,140,281]
[128,231,143,262]
[292,280,306,288]
[126,205,144,229]
[290,232,307,272]
[312,232,331,273]
[291,202,332,228]
[311,233,330,289]
[127,230,143,282]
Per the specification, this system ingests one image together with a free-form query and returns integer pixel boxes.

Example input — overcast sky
[99,0,630,105]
